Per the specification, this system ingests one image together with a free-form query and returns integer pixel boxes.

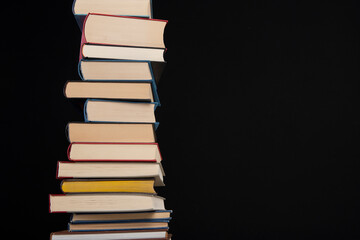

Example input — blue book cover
[68,226,169,232]
[70,210,172,224]
[72,0,153,30]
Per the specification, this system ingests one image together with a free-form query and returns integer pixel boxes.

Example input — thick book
[68,221,168,232]
[73,0,153,29]
[61,179,156,194]
[50,230,169,240]
[49,193,165,213]
[78,60,165,86]
[80,14,167,61]
[67,142,162,162]
[71,211,172,223]
[64,81,157,102]
[66,123,156,143]
[57,161,165,186]
[84,100,157,124]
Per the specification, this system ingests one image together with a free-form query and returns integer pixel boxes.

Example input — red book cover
[56,161,74,180]
[79,13,168,60]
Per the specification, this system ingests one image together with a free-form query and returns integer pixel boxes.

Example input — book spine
[83,99,89,122]
[67,143,73,160]
[78,60,84,80]
[63,81,69,98]
[150,0,154,19]
[65,122,70,142]
[74,15,87,30]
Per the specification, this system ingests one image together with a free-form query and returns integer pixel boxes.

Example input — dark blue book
[70,211,172,224]
[68,222,168,232]
[72,0,153,30]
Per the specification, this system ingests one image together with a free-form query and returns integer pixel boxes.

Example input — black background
[3,1,360,239]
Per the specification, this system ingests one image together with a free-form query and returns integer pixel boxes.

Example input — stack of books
[49,0,171,239]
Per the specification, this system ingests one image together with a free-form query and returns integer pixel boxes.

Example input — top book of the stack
[73,0,154,29]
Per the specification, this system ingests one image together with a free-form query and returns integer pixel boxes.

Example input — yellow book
[61,179,156,193]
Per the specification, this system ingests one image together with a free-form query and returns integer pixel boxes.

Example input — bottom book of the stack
[50,229,171,240]
[49,193,172,239]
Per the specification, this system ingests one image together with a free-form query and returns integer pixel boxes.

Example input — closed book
[49,193,165,213]
[78,60,164,87]
[68,221,168,232]
[73,0,153,29]
[50,229,169,240]
[66,123,156,143]
[71,211,172,224]
[80,14,167,62]
[61,179,156,194]
[67,143,162,162]
[57,161,164,186]
[64,81,155,102]
[81,45,166,62]
[84,100,157,124]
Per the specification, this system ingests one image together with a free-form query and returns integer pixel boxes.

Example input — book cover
[72,0,154,30]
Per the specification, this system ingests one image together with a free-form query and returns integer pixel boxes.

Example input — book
[80,14,167,61]
[67,123,156,143]
[78,60,165,86]
[81,45,166,62]
[64,81,156,102]
[68,221,168,232]
[57,161,164,186]
[67,143,162,162]
[84,100,157,123]
[82,13,166,48]
[50,230,169,240]
[61,179,156,194]
[49,193,165,213]
[71,211,172,223]
[73,0,153,29]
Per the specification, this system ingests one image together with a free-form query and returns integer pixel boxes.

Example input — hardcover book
[78,60,165,86]
[64,81,157,102]
[67,142,162,162]
[61,179,156,194]
[84,100,157,124]
[57,161,165,186]
[73,0,153,29]
[50,230,169,240]
[68,221,168,232]
[49,193,166,213]
[66,123,156,143]
[71,211,172,223]
[79,13,167,61]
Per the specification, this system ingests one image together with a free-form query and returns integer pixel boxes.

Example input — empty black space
[3,1,360,239]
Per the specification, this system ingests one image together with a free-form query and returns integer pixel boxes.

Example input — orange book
[61,179,156,194]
